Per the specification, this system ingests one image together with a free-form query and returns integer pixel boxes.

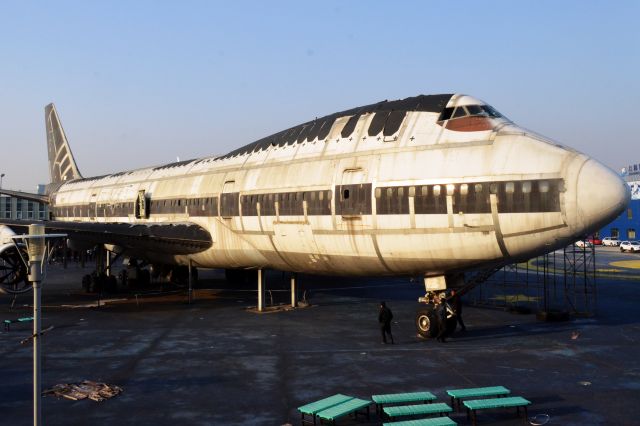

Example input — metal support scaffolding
[467,243,597,317]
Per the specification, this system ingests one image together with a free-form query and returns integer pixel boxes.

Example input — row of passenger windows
[51,180,563,219]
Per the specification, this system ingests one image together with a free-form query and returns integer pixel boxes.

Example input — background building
[0,195,48,220]
[598,164,640,240]
[0,185,49,220]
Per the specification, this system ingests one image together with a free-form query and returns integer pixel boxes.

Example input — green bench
[3,317,34,331]
[298,393,354,425]
[383,416,457,426]
[446,386,510,410]
[315,397,371,425]
[383,402,452,419]
[463,396,531,426]
[372,391,437,415]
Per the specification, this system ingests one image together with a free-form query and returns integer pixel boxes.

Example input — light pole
[11,226,66,426]
[28,224,45,426]
[0,173,5,190]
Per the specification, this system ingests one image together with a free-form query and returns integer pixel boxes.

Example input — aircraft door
[336,168,372,217]
[135,190,148,219]
[221,180,239,218]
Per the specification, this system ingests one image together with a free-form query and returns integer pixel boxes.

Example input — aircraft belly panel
[375,231,502,273]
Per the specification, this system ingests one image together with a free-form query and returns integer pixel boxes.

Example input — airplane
[0,94,630,337]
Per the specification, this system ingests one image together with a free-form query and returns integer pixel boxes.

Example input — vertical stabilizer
[45,103,82,183]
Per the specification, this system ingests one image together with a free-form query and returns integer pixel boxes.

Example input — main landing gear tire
[415,306,458,339]
[416,307,437,338]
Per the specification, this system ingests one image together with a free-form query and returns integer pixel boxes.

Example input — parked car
[587,236,602,245]
[575,240,593,248]
[602,237,621,246]
[620,241,640,252]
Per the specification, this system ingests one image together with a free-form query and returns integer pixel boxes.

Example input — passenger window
[446,184,455,196]
[460,184,468,195]
[375,188,381,198]
[398,187,404,197]
[319,191,324,201]
[506,182,515,194]
[408,186,415,197]
[433,185,441,196]
[539,181,550,193]
[522,182,532,193]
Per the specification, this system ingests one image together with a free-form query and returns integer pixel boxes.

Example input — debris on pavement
[43,381,122,402]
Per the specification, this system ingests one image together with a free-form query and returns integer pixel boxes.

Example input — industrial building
[0,186,49,220]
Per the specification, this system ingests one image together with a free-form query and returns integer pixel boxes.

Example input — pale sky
[0,1,638,191]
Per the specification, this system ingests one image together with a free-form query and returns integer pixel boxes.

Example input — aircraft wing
[0,219,212,255]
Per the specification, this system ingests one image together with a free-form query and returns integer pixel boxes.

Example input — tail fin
[45,103,82,184]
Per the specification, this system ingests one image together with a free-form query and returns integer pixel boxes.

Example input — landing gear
[415,274,461,340]
[415,306,437,338]
[415,304,457,339]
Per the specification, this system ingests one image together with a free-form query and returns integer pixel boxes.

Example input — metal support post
[188,259,193,304]
[28,224,44,426]
[290,273,297,308]
[257,269,264,312]
[105,250,111,277]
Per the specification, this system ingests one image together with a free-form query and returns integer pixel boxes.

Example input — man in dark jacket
[378,301,394,344]
[450,289,466,332]
[435,297,448,342]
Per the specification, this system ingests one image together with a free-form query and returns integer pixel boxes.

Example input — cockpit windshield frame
[438,104,504,122]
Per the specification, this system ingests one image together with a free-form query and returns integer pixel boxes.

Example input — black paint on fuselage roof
[219,94,454,159]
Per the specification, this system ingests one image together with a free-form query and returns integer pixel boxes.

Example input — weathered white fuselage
[50,94,628,276]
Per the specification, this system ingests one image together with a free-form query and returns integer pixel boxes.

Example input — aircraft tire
[415,306,437,338]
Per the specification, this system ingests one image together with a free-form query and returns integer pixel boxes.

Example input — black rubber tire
[415,306,437,338]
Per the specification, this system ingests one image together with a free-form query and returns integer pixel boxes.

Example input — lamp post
[0,173,5,190]
[11,226,66,426]
[28,224,45,426]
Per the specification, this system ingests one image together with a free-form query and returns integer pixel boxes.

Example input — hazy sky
[0,1,638,191]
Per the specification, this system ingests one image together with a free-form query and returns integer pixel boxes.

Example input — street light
[11,226,66,426]
[0,173,5,190]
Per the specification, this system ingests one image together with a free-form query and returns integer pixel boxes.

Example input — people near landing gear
[450,289,466,332]
[378,301,394,344]
[435,296,448,343]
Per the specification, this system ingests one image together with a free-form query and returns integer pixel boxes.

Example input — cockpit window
[452,107,467,119]
[481,105,502,118]
[439,107,454,121]
[438,104,504,121]
[466,105,483,115]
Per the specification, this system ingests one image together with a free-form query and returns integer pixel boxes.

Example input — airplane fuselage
[48,94,629,276]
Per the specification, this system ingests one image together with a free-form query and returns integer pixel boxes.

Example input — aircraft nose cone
[576,160,630,230]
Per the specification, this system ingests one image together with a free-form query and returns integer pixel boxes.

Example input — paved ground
[1,247,639,425]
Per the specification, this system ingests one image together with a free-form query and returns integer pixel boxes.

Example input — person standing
[450,289,466,332]
[378,301,394,344]
[435,296,448,343]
